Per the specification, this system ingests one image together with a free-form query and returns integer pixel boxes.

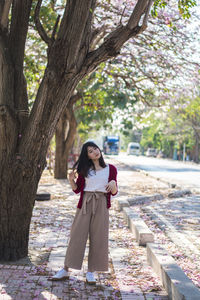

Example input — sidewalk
[0,162,169,300]
[110,157,200,292]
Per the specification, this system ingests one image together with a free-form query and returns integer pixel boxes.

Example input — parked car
[146,148,157,157]
[127,142,140,155]
[157,150,165,158]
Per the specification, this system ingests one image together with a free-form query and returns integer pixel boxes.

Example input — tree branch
[34,0,51,45]
[51,14,61,40]
[56,0,96,71]
[70,92,82,105]
[127,0,149,30]
[90,25,108,50]
[0,0,12,30]
[9,0,32,111]
[119,4,126,25]
[81,0,150,74]
[142,0,153,28]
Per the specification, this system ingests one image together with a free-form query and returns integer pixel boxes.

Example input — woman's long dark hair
[73,141,106,177]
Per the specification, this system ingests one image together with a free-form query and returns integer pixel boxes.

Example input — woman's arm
[68,171,78,191]
[106,180,118,194]
[68,171,85,194]
[106,164,118,195]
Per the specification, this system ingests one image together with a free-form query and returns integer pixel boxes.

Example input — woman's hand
[106,180,117,194]
[68,171,78,191]
[68,171,76,182]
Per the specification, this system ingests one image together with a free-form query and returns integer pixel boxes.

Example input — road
[113,153,200,191]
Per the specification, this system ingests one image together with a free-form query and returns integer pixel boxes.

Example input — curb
[116,191,192,210]
[128,194,164,205]
[114,197,200,300]
[135,168,180,189]
[128,166,198,195]
[147,243,200,300]
[122,207,154,246]
[111,156,198,193]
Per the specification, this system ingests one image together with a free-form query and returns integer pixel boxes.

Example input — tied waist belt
[82,192,106,215]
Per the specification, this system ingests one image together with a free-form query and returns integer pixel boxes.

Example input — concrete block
[122,207,139,226]
[128,194,164,205]
[123,207,154,246]
[128,196,150,205]
[147,243,200,300]
[115,198,130,211]
[131,219,154,246]
[168,189,192,198]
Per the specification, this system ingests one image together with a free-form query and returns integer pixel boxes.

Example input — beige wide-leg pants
[64,191,109,272]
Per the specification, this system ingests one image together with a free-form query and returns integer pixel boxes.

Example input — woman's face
[87,146,101,161]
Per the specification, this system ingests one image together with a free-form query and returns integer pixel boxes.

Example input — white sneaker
[86,272,96,285]
[52,268,69,281]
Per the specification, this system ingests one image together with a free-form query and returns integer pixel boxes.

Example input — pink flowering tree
[55,1,200,178]
[0,0,197,260]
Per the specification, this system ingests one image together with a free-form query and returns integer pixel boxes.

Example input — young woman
[52,141,118,284]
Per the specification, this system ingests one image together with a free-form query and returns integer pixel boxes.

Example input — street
[114,153,200,191]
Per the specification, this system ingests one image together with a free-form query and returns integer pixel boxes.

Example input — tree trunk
[0,71,79,260]
[54,103,77,179]
[0,54,84,261]
[0,158,42,260]
[194,133,199,163]
[169,141,174,158]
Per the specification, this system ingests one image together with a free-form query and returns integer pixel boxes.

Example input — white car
[146,148,157,157]
[127,143,140,155]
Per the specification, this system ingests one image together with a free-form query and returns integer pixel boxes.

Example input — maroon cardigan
[73,164,118,209]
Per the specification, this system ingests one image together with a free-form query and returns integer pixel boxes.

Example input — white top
[84,165,109,193]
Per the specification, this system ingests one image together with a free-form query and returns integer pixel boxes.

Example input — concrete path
[0,167,168,300]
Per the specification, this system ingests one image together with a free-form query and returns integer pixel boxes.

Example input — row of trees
[133,91,200,162]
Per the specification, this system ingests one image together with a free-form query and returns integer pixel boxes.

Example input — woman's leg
[88,194,109,272]
[64,199,91,270]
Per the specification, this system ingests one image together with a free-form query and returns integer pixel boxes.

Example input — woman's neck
[92,160,101,170]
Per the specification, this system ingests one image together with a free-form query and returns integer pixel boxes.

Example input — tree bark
[54,103,77,179]
[0,156,40,260]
